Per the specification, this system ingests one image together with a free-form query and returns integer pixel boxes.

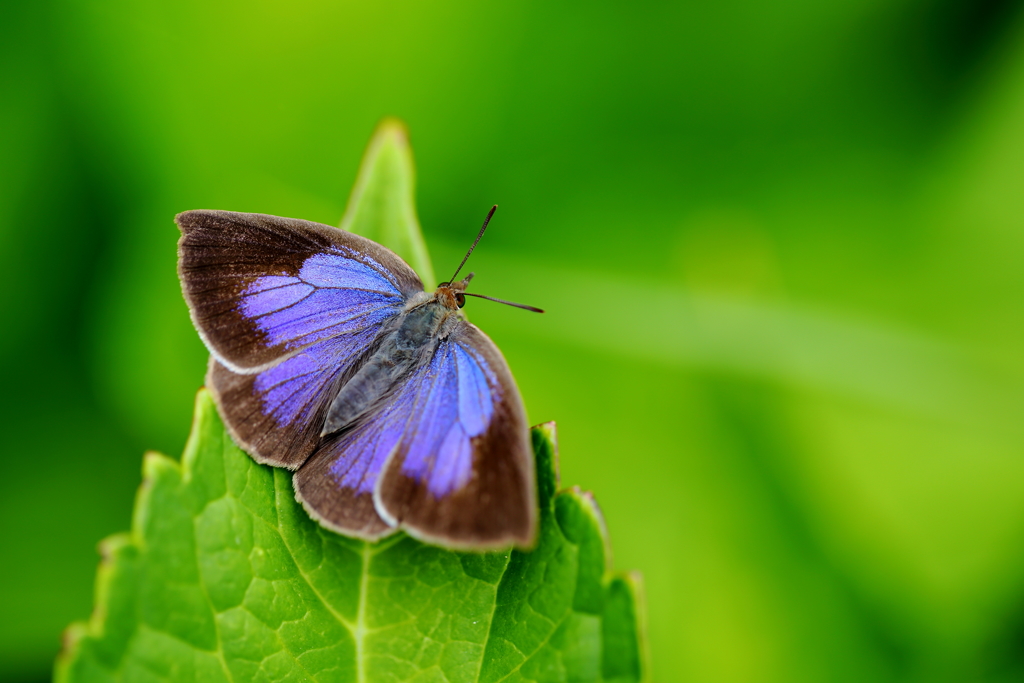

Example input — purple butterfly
[176,207,542,549]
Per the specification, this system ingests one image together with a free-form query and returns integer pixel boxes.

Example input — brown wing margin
[292,437,397,541]
[374,321,538,550]
[205,357,334,469]
[176,210,423,372]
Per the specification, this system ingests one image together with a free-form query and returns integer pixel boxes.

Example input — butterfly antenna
[448,205,497,284]
[463,292,544,313]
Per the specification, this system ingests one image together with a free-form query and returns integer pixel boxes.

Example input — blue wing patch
[304,337,500,505]
[239,252,404,354]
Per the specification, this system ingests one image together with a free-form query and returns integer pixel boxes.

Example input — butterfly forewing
[177,210,421,372]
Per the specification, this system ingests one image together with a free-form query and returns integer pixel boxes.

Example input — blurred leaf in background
[3,0,1024,681]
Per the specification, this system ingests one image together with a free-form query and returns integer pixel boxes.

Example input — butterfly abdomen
[322,302,447,436]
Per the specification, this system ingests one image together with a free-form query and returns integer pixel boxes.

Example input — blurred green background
[4,0,1024,681]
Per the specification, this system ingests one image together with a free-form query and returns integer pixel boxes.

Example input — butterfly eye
[456,293,466,308]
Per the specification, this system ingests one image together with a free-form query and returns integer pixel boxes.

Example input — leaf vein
[268,473,359,633]
[475,552,515,682]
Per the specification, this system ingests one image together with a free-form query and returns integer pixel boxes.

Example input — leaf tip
[141,450,177,480]
[338,117,435,284]
[54,622,87,682]
[559,486,610,546]
[598,570,650,683]
[96,532,132,563]
[372,116,411,147]
[340,117,416,235]
[530,421,560,506]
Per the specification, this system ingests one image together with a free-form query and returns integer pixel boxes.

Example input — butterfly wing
[205,333,393,469]
[177,210,422,372]
[292,385,417,540]
[177,210,421,469]
[294,319,537,548]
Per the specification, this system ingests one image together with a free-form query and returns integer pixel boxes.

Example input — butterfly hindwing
[292,317,534,547]
[376,321,536,548]
[293,392,418,540]
[205,328,393,469]
[295,320,535,547]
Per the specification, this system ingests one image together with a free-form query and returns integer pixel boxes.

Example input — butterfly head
[433,206,545,314]
[435,273,474,310]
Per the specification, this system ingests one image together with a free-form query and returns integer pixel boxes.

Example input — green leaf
[339,118,436,286]
[56,390,647,682]
[56,119,645,682]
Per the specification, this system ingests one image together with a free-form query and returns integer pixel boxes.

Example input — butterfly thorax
[321,297,461,437]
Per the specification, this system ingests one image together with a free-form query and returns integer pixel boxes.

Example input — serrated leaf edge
[56,390,647,682]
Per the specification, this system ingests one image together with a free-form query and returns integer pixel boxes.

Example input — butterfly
[176,207,543,549]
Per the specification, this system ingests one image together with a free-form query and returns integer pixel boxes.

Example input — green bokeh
[3,0,1024,681]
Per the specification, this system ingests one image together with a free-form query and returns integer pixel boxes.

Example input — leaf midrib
[176,429,525,683]
[355,542,371,683]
